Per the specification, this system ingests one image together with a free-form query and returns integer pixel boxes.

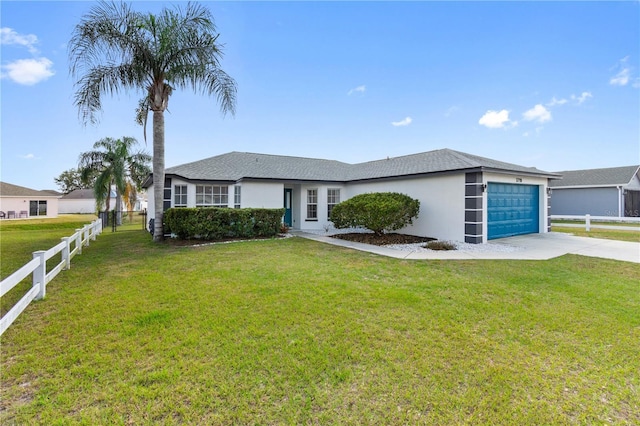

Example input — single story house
[549,165,640,217]
[143,149,559,243]
[59,188,116,214]
[59,188,148,214]
[0,181,61,219]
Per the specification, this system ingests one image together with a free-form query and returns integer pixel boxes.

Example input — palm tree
[78,136,151,223]
[69,1,237,241]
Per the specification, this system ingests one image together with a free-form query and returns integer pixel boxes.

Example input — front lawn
[1,229,639,424]
[551,225,640,243]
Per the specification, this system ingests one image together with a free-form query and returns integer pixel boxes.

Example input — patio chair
[7,211,16,219]
[0,211,5,219]
[19,210,28,218]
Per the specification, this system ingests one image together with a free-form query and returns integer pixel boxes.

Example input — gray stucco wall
[550,187,620,216]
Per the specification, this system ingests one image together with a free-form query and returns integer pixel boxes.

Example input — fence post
[61,237,71,270]
[83,225,90,247]
[90,221,97,241]
[32,251,46,300]
[75,229,83,255]
[585,214,591,232]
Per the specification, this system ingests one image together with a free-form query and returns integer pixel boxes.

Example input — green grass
[1,222,639,424]
[552,219,640,227]
[551,225,640,243]
[0,214,143,316]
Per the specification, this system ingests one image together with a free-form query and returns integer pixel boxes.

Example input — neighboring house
[59,188,146,214]
[0,181,60,219]
[143,149,559,243]
[59,189,101,214]
[550,165,640,217]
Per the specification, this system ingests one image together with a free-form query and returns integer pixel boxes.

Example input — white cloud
[444,106,460,117]
[571,91,592,104]
[523,104,552,123]
[1,27,39,54]
[1,27,54,85]
[20,153,36,160]
[347,85,366,96]
[478,109,513,129]
[609,56,634,86]
[610,69,630,86]
[391,116,412,127]
[547,96,568,107]
[1,57,55,85]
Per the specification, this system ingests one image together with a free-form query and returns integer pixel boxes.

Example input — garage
[487,183,539,239]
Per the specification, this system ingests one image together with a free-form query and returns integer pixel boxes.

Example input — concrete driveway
[484,233,640,263]
[296,231,640,263]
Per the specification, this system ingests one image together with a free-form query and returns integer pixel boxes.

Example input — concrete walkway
[294,231,640,263]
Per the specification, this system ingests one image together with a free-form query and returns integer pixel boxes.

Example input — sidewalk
[293,231,640,263]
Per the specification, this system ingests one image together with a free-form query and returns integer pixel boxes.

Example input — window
[174,185,187,207]
[306,189,318,220]
[163,178,172,211]
[196,185,228,207]
[29,200,47,216]
[327,188,340,218]
[234,186,241,208]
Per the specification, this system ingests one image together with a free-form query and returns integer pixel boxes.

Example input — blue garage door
[488,183,539,239]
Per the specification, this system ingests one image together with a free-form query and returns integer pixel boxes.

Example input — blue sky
[1,1,639,191]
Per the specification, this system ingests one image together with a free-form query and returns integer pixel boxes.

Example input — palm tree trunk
[105,186,111,212]
[152,109,165,242]
[115,191,122,225]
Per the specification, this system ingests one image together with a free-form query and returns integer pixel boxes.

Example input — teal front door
[283,188,292,226]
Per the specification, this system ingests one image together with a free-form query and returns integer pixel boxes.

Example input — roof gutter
[549,184,629,190]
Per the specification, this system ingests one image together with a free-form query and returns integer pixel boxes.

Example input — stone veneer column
[464,172,483,244]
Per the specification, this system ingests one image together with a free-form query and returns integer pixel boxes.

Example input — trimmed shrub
[330,192,420,236]
[164,207,285,240]
[425,240,457,251]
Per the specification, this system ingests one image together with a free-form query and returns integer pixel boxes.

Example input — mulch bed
[161,232,434,247]
[161,234,286,247]
[330,232,435,246]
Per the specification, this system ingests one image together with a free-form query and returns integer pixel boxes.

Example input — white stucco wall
[59,199,96,214]
[341,174,466,241]
[0,197,59,218]
[240,182,284,208]
[147,187,156,219]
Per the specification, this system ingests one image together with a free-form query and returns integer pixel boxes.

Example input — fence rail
[0,219,102,336]
[550,214,640,231]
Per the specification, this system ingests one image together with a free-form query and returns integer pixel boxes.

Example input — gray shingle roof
[550,165,640,188]
[348,149,555,180]
[166,152,352,181]
[0,181,60,198]
[62,189,98,199]
[161,149,557,184]
[61,188,118,199]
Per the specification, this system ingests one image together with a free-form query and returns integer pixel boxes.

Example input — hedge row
[164,207,285,240]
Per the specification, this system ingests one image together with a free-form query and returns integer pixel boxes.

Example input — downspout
[617,185,623,217]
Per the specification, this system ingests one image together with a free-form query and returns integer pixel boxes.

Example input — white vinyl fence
[550,214,640,231]
[0,219,102,336]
